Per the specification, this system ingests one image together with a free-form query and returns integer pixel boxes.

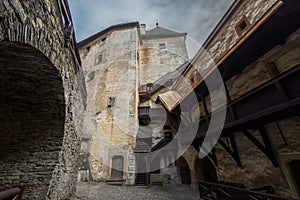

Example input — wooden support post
[210,148,218,167]
[275,122,288,145]
[201,95,209,116]
[258,126,279,167]
[224,83,236,121]
[229,134,241,167]
[241,128,279,167]
[198,142,218,167]
[219,137,242,167]
[264,61,279,77]
[275,81,289,102]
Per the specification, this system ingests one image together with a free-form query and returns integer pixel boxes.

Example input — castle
[0,0,300,199]
[77,0,300,199]
[77,22,189,185]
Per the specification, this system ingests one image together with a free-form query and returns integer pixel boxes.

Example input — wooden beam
[258,126,279,167]
[264,61,280,77]
[201,95,209,116]
[241,128,279,167]
[275,122,288,145]
[219,137,242,167]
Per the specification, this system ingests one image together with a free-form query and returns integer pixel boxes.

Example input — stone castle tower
[77,22,188,184]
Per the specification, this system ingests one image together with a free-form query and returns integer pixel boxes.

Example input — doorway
[177,157,191,184]
[195,157,218,182]
[111,156,124,180]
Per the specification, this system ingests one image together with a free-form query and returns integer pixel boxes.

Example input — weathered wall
[170,2,300,197]
[0,42,65,199]
[0,0,86,199]
[213,29,300,199]
[215,117,300,198]
[139,36,188,86]
[226,28,300,100]
[207,0,278,61]
[174,0,280,97]
[79,27,139,184]
[181,146,198,189]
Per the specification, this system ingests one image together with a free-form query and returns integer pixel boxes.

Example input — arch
[195,156,218,182]
[0,41,65,199]
[177,157,191,184]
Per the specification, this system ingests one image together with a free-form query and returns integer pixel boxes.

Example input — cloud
[69,0,233,58]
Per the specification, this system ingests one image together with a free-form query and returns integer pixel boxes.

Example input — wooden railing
[55,0,87,107]
[0,185,24,200]
[179,64,300,140]
[56,0,81,69]
[139,83,153,95]
[138,107,166,119]
[198,180,297,200]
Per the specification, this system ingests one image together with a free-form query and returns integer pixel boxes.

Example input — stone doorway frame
[279,153,300,199]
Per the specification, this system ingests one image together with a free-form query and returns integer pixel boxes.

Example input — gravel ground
[74,181,200,200]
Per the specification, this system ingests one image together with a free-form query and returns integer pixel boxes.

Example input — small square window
[86,46,90,53]
[108,97,115,108]
[95,54,102,64]
[235,16,251,36]
[159,43,166,49]
[101,37,106,44]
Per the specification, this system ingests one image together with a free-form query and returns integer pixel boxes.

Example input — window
[108,97,115,108]
[164,132,172,139]
[84,46,90,56]
[87,71,95,82]
[159,43,166,49]
[235,16,251,36]
[289,160,300,194]
[101,37,106,44]
[95,54,102,64]
[280,154,300,198]
[189,70,201,87]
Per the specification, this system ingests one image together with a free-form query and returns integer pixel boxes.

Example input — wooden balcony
[138,107,166,120]
[139,83,153,96]
[178,64,300,141]
[134,137,152,153]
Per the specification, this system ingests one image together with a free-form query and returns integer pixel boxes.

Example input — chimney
[140,23,146,35]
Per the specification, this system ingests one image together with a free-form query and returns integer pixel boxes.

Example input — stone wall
[0,0,86,199]
[226,28,300,101]
[79,27,139,184]
[174,0,280,97]
[139,36,188,86]
[0,42,66,199]
[213,28,300,199]
[207,0,278,61]
[215,117,300,198]
[170,4,300,198]
[181,146,198,189]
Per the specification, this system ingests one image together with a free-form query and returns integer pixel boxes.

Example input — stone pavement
[74,181,200,200]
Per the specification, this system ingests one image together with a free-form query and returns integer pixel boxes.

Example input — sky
[69,0,233,58]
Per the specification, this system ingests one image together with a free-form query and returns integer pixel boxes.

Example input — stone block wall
[0,0,86,199]
[213,28,300,199]
[174,0,280,97]
[226,28,300,101]
[79,27,139,184]
[215,117,300,198]
[139,36,188,85]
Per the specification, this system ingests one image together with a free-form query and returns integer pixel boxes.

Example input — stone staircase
[136,173,148,186]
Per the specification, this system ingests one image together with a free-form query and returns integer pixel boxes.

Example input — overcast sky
[69,0,233,58]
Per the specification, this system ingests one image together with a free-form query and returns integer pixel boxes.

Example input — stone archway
[177,157,191,184]
[195,157,218,182]
[0,42,65,199]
